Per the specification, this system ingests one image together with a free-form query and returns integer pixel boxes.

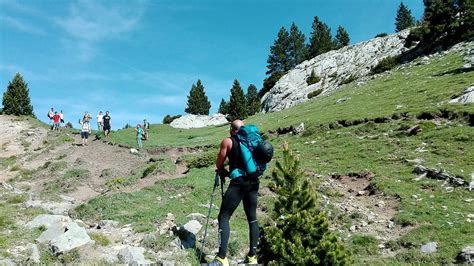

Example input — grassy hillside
[74,50,474,263]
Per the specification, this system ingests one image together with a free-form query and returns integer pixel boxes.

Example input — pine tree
[246,84,260,116]
[218,98,228,115]
[184,79,211,115]
[227,79,247,121]
[2,73,34,116]
[395,2,416,32]
[288,22,308,69]
[259,142,351,265]
[308,16,335,59]
[266,26,290,76]
[335,25,350,49]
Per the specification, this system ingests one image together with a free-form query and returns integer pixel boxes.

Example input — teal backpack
[229,125,274,179]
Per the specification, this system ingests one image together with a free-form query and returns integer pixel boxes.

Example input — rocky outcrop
[261,30,411,112]
[450,85,474,104]
[170,114,228,129]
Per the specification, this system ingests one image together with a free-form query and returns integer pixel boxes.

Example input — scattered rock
[293,123,305,134]
[183,220,202,235]
[457,246,474,263]
[421,242,437,254]
[406,125,421,136]
[49,222,93,255]
[357,191,366,196]
[413,165,466,187]
[97,220,120,230]
[450,85,474,104]
[26,243,40,263]
[170,114,228,129]
[26,131,35,136]
[117,245,152,265]
[26,214,71,229]
[130,148,139,154]
[186,213,206,221]
[335,97,351,104]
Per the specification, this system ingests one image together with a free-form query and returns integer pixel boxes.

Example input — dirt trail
[0,115,191,205]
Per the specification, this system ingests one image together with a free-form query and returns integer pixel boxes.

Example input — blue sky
[0,0,424,128]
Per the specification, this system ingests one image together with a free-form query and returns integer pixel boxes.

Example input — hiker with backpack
[209,120,273,266]
[135,124,143,149]
[79,119,92,146]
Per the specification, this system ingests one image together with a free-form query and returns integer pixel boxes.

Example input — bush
[371,56,399,75]
[375,33,388,38]
[89,232,111,246]
[142,163,158,178]
[163,114,181,124]
[306,70,321,85]
[340,75,357,85]
[350,234,379,255]
[307,89,323,99]
[185,151,215,169]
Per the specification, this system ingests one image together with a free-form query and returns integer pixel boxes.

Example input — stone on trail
[130,148,139,154]
[421,242,437,254]
[183,220,202,235]
[49,222,93,255]
[117,245,152,265]
[26,243,40,263]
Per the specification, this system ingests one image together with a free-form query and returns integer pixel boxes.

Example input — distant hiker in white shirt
[97,111,104,131]
[79,120,92,146]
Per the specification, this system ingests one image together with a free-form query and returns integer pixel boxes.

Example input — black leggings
[217,177,259,258]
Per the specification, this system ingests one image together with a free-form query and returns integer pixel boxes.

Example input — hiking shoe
[208,256,229,266]
[242,255,258,265]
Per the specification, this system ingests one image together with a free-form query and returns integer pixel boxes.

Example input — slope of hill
[0,42,473,264]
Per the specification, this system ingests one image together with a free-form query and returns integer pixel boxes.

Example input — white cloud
[57,0,145,42]
[0,15,46,35]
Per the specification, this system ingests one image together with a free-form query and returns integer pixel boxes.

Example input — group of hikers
[46,108,65,131]
[78,111,112,146]
[48,108,148,148]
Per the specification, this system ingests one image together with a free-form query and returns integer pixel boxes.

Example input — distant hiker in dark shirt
[103,111,112,138]
[210,120,259,266]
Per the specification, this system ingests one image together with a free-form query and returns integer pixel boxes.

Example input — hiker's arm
[216,138,231,170]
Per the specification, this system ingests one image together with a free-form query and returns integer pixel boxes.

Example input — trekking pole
[198,171,220,262]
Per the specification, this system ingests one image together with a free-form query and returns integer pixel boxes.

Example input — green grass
[0,192,45,256]
[89,232,111,246]
[43,168,90,195]
[0,156,16,169]
[69,51,473,264]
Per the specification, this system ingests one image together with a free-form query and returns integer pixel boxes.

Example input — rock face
[261,30,411,112]
[170,114,228,129]
[450,85,474,104]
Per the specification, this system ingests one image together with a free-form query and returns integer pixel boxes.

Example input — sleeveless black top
[229,135,245,173]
